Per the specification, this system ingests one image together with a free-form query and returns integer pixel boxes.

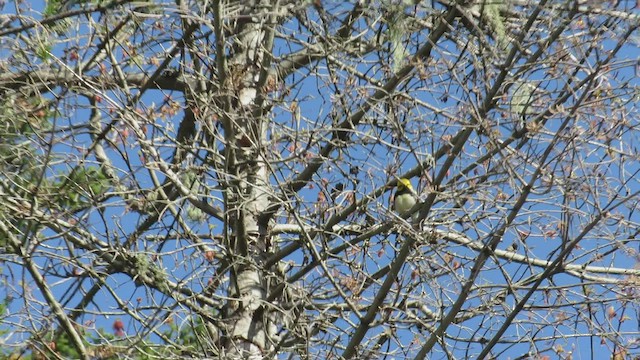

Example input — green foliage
[50,331,83,358]
[34,318,213,359]
[0,95,51,248]
[43,0,63,17]
[186,205,206,223]
[481,1,507,49]
[181,169,201,192]
[35,43,52,61]
[161,315,211,355]
[0,296,12,339]
[54,166,111,210]
[182,170,206,223]
[510,81,537,117]
[45,328,120,359]
[0,95,51,159]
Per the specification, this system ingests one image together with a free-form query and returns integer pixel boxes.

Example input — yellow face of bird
[397,178,413,191]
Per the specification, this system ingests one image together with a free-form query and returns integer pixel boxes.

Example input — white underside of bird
[394,193,416,216]
[394,178,419,221]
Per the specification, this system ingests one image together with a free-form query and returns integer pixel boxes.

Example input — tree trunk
[221,2,276,357]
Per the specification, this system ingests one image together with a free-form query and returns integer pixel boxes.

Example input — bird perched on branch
[394,178,419,222]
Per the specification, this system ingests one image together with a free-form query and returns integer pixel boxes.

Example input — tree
[0,0,639,358]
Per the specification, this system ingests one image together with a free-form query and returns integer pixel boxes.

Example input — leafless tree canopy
[0,0,639,358]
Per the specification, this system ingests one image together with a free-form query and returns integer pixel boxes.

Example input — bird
[394,178,419,221]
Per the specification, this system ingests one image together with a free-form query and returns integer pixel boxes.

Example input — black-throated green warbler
[394,178,418,221]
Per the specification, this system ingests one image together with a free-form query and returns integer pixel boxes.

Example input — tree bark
[220,1,276,357]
